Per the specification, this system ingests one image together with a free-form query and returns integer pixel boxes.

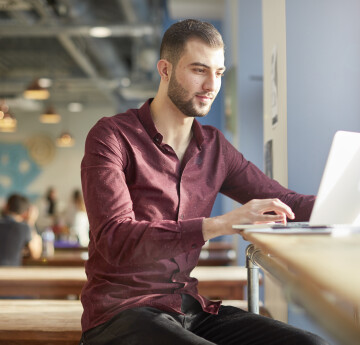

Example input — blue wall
[222,0,264,264]
[285,2,360,342]
[236,0,264,170]
[286,0,360,195]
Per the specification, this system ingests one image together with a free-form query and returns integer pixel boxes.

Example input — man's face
[167,38,225,118]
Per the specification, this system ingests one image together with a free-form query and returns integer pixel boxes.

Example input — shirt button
[180,214,184,219]
[191,244,197,249]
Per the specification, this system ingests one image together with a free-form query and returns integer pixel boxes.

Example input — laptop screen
[309,130,360,226]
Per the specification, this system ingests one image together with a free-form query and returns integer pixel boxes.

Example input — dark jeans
[80,295,329,345]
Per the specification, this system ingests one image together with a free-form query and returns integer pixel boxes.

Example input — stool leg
[246,244,260,314]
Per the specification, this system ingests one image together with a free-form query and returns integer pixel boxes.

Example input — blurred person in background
[36,186,59,232]
[0,193,42,266]
[63,189,89,247]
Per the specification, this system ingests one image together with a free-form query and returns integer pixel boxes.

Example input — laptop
[233,130,360,233]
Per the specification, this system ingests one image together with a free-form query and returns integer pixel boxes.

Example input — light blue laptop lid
[309,130,360,226]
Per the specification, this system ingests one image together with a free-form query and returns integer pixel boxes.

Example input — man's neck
[150,96,194,161]
[6,213,24,223]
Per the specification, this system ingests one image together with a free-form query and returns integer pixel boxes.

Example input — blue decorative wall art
[0,142,41,199]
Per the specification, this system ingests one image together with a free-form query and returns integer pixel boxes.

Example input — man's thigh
[81,307,215,345]
[80,305,328,345]
[190,305,328,345]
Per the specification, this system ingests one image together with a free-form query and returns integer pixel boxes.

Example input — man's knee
[294,331,330,345]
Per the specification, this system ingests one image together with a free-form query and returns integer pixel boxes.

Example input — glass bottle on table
[42,227,55,257]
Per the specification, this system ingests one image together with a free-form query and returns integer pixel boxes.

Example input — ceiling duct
[0,0,164,112]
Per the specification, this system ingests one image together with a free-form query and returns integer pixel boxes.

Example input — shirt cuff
[180,217,205,251]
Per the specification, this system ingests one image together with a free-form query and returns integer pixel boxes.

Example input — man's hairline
[162,38,225,71]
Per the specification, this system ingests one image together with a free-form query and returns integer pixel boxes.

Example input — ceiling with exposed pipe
[0,0,224,120]
[0,0,165,114]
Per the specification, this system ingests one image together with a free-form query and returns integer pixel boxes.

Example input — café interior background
[0,0,222,208]
[1,0,360,226]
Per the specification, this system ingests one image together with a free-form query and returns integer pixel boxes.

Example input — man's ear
[157,59,172,81]
[20,209,30,222]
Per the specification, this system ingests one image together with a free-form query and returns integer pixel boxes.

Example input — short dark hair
[160,19,224,65]
[6,194,30,215]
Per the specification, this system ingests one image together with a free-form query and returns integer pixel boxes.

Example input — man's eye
[194,68,205,73]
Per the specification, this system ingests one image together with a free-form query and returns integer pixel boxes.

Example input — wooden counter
[241,229,360,345]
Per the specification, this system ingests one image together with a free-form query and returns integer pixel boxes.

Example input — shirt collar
[2,214,16,223]
[138,98,204,148]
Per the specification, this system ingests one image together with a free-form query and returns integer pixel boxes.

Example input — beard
[167,73,213,118]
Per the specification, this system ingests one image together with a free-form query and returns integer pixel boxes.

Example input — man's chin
[195,104,211,117]
[185,109,209,118]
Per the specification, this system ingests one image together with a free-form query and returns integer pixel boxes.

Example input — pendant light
[56,112,74,147]
[0,112,17,132]
[56,131,75,147]
[40,105,61,124]
[0,101,17,132]
[23,79,50,100]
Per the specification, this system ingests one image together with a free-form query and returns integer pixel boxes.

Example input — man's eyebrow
[190,62,226,71]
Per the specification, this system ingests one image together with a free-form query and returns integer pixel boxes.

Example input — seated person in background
[36,186,59,232]
[63,189,89,247]
[0,194,42,266]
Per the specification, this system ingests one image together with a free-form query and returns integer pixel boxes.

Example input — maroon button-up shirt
[80,99,315,332]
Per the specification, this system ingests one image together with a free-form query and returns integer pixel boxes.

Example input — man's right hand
[202,198,295,241]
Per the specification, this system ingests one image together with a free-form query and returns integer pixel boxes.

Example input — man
[0,194,42,266]
[80,19,327,345]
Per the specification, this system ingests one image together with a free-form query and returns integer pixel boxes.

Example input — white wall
[236,0,264,170]
[0,103,117,208]
[263,0,288,186]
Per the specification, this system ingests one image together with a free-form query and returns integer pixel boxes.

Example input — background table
[23,241,236,267]
[23,250,88,267]
[0,265,248,301]
[193,266,251,300]
[0,267,86,298]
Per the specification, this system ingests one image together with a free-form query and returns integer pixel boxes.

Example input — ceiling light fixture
[120,77,131,88]
[0,112,17,132]
[67,102,83,112]
[89,26,112,38]
[0,101,17,132]
[39,105,61,124]
[23,79,50,100]
[38,78,53,88]
[56,131,75,147]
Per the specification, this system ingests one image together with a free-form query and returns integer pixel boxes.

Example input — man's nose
[203,73,219,92]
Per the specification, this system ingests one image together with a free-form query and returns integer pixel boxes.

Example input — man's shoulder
[88,108,140,137]
[97,108,139,127]
[0,215,15,227]
[0,217,29,234]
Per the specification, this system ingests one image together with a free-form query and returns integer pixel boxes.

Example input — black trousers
[80,295,329,345]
